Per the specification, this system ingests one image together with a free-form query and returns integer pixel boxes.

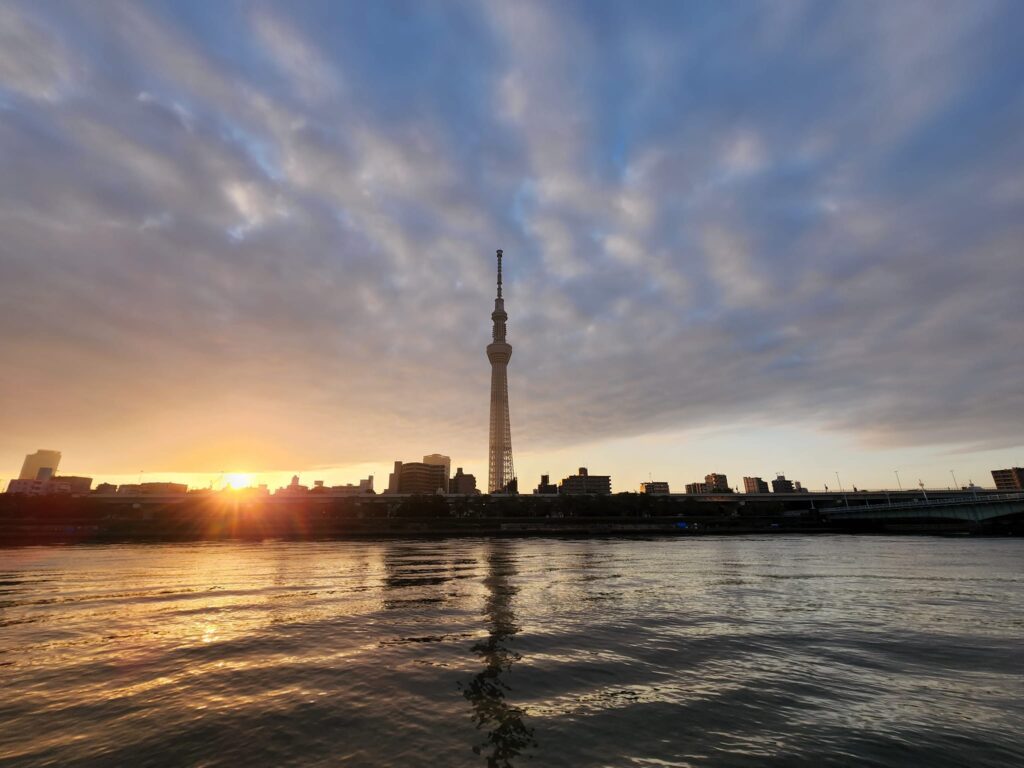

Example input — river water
[1,536,1022,767]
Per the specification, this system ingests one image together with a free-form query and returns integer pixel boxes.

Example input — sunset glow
[224,473,254,491]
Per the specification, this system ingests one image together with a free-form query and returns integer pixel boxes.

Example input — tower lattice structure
[487,249,516,493]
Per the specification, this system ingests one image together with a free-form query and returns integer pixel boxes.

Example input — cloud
[0,0,1022,480]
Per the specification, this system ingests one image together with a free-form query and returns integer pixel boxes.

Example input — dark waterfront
[1,537,1022,767]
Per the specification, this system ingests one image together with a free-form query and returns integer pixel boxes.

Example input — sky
[1,0,1023,493]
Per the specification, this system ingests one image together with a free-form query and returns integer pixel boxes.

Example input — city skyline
[2,2,1023,493]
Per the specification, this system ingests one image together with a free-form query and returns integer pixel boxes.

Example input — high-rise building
[422,454,451,492]
[705,473,731,493]
[450,467,478,495]
[744,477,770,494]
[991,467,1024,491]
[559,467,611,495]
[684,482,710,494]
[19,449,61,481]
[486,249,516,494]
[640,481,670,495]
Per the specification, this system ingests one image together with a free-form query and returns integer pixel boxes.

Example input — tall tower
[487,249,516,493]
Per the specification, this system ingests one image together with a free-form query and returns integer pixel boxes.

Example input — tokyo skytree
[486,249,516,493]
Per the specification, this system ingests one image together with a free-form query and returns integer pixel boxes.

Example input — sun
[224,473,254,490]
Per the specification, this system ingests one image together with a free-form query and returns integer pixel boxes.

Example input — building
[94,483,118,495]
[771,474,796,493]
[744,477,770,494]
[486,249,517,494]
[115,482,187,496]
[54,476,92,494]
[533,474,558,495]
[422,454,451,493]
[19,449,61,481]
[276,475,309,495]
[992,467,1024,491]
[387,461,447,495]
[559,467,611,495]
[450,467,478,495]
[684,482,709,494]
[705,473,731,493]
[640,481,670,495]
[6,475,92,495]
[310,476,374,496]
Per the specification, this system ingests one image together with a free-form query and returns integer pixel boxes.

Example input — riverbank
[1,492,1019,545]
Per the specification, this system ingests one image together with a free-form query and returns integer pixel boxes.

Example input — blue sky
[1,0,1023,491]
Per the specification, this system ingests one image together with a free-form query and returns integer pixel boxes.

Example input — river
[1,536,1022,766]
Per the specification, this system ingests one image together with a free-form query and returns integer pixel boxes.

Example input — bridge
[824,492,1024,523]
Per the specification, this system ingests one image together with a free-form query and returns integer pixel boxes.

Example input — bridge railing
[826,492,1024,515]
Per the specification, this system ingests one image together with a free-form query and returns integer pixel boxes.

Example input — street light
[836,471,849,507]
[950,469,959,493]
[894,469,903,492]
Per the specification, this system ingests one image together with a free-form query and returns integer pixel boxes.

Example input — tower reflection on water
[461,543,536,767]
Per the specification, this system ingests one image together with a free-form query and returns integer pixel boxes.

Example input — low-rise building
[559,467,611,495]
[684,482,709,494]
[639,481,670,495]
[992,467,1024,491]
[744,477,770,494]
[771,475,796,493]
[533,474,558,495]
[116,482,187,496]
[705,473,731,493]
[450,467,478,495]
[5,475,92,495]
[310,476,375,496]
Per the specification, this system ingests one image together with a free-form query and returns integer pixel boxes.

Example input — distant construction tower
[486,249,516,493]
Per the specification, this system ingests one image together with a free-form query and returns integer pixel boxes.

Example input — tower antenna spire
[496,249,503,299]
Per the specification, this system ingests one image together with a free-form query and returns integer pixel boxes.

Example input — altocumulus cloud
[1,0,1022,475]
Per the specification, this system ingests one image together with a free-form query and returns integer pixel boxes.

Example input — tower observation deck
[487,249,516,493]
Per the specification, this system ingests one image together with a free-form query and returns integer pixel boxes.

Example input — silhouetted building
[55,476,92,494]
[771,474,796,493]
[423,454,451,492]
[684,482,709,494]
[640,481,670,495]
[487,249,516,493]
[311,476,374,496]
[6,475,91,495]
[116,482,187,496]
[275,475,309,495]
[533,474,558,495]
[559,467,611,495]
[6,479,45,495]
[744,476,770,494]
[992,467,1024,491]
[7,476,87,495]
[387,461,447,494]
[705,473,731,493]
[94,482,118,495]
[794,481,808,493]
[450,467,478,495]
[19,449,61,481]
